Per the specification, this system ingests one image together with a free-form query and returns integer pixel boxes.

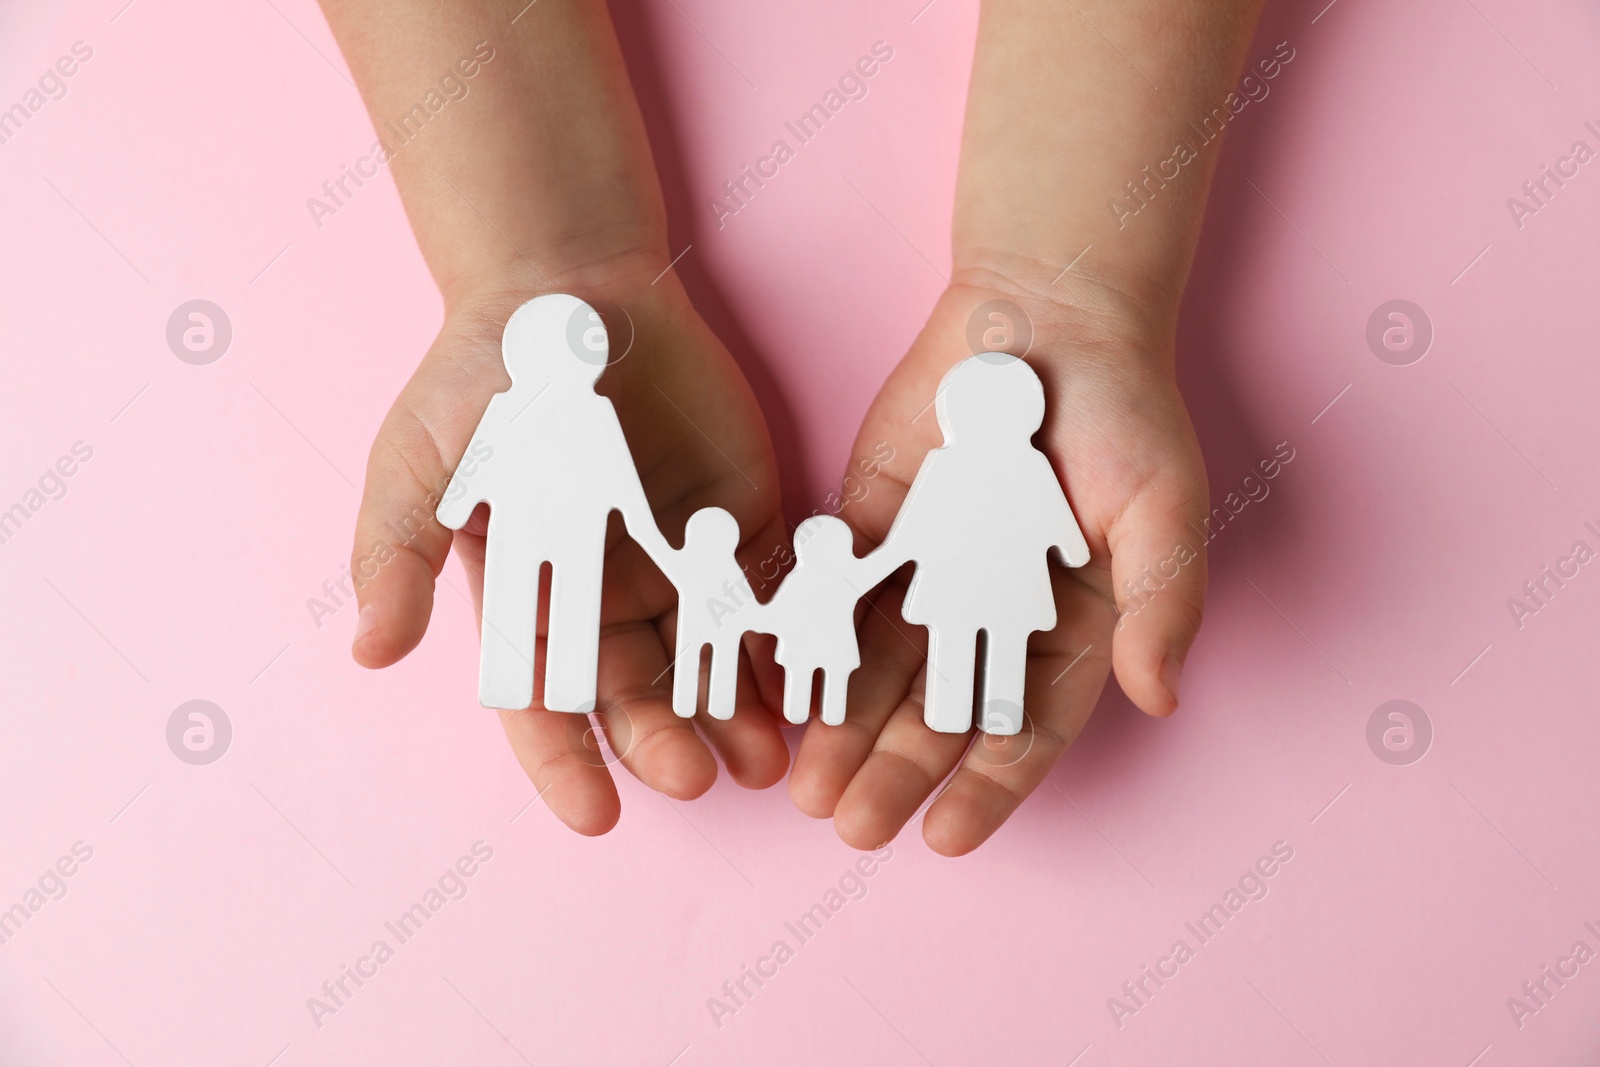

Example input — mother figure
[876,353,1090,736]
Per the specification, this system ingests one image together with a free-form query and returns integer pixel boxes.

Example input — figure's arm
[752,577,786,639]
[434,397,505,529]
[434,474,482,531]
[853,543,911,591]
[723,596,767,640]
[852,458,931,586]
[1044,458,1091,568]
[1050,513,1091,569]
[601,409,675,567]
[618,496,672,564]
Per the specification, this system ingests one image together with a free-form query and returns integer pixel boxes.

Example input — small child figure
[665,507,760,720]
[763,515,898,726]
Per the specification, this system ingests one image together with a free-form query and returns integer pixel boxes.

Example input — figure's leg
[478,534,539,710]
[782,667,813,725]
[706,640,739,720]
[671,629,703,719]
[978,628,1029,735]
[819,666,853,726]
[543,543,605,713]
[923,628,977,733]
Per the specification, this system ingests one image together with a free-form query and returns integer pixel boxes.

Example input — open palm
[789,274,1211,855]
[350,257,790,834]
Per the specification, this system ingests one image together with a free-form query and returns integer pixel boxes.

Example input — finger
[1107,474,1209,716]
[648,609,789,791]
[617,489,790,717]
[740,631,785,721]
[922,576,1114,856]
[496,643,621,836]
[593,619,717,801]
[732,511,793,717]
[691,643,790,789]
[831,666,971,851]
[351,348,506,668]
[789,578,924,818]
[785,420,926,820]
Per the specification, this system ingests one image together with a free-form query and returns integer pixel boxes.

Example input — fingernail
[352,604,378,649]
[1159,655,1182,707]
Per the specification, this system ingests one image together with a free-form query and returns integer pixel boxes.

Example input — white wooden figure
[763,516,899,726]
[436,294,671,713]
[873,353,1090,735]
[436,296,1087,740]
[665,506,759,720]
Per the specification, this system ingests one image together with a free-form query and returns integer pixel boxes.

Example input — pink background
[3,0,1599,1063]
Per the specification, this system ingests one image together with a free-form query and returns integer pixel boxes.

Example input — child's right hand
[348,255,791,834]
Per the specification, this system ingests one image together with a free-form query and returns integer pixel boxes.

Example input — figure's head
[500,294,608,388]
[684,506,741,555]
[792,515,853,564]
[933,353,1046,445]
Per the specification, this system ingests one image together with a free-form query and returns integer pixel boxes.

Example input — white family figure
[764,516,900,726]
[873,353,1090,734]
[439,296,1089,737]
[665,506,751,720]
[436,294,670,713]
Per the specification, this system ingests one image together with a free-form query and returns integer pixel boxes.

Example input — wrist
[438,243,678,321]
[945,246,1181,375]
[431,249,716,404]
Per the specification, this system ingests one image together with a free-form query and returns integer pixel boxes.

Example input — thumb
[1106,480,1209,717]
[350,357,489,668]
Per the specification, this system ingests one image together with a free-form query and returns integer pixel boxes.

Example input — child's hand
[789,268,1209,855]
[349,256,790,834]
[782,0,1264,852]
